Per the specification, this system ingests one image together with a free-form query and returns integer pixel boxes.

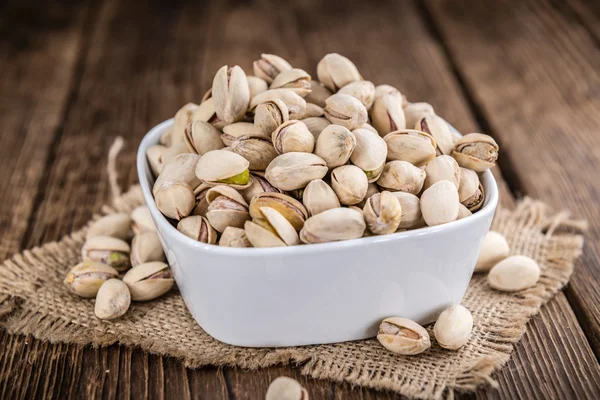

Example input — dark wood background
[1,0,600,398]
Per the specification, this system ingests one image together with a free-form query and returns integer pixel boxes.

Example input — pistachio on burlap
[64,261,119,298]
[131,232,166,267]
[475,231,510,272]
[86,213,132,240]
[123,261,174,301]
[487,255,540,292]
[433,305,473,350]
[81,236,131,272]
[95,279,131,320]
[131,206,156,235]
[377,317,431,355]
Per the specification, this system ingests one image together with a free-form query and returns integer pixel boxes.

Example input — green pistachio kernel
[218,169,250,185]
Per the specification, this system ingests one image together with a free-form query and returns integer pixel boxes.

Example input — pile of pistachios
[63,205,173,320]
[148,53,499,247]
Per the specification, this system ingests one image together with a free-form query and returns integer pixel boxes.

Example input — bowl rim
[137,118,499,256]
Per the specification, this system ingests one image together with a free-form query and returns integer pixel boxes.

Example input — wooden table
[1,0,599,398]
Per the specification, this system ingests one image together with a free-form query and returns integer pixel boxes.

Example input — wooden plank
[424,0,600,358]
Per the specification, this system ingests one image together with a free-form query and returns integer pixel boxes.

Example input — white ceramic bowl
[137,119,498,347]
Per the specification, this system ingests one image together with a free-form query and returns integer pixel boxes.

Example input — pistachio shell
[358,123,378,134]
[95,279,131,320]
[219,226,252,247]
[390,192,424,229]
[416,115,454,155]
[350,128,388,182]
[81,236,131,272]
[191,184,211,217]
[131,232,166,267]
[374,84,403,100]
[265,152,327,191]
[64,261,119,298]
[146,144,167,176]
[324,93,368,130]
[314,124,356,167]
[205,185,250,232]
[254,99,289,137]
[299,207,365,244]
[240,174,283,203]
[212,65,250,124]
[184,120,225,155]
[222,122,266,146]
[159,141,189,167]
[230,134,278,171]
[195,150,251,189]
[305,80,333,107]
[191,98,225,129]
[154,180,196,220]
[338,80,375,109]
[302,179,340,216]
[171,103,199,145]
[384,129,437,167]
[87,213,132,240]
[475,231,510,272]
[377,317,431,355]
[177,215,218,244]
[452,133,499,172]
[160,129,172,146]
[250,89,307,120]
[249,192,308,231]
[131,206,156,235]
[457,204,472,220]
[270,68,312,97]
[424,155,461,190]
[403,102,435,128]
[265,377,308,400]
[488,255,540,292]
[331,165,368,205]
[363,191,402,235]
[301,117,331,140]
[153,153,201,196]
[272,120,315,154]
[420,180,459,226]
[371,93,406,136]
[301,103,324,118]
[433,305,473,350]
[244,220,286,247]
[259,206,300,246]
[357,182,380,208]
[377,161,426,194]
[123,261,174,301]
[458,168,484,211]
[253,53,293,84]
[247,76,268,99]
[316,53,362,91]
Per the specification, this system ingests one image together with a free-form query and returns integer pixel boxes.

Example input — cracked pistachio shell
[301,117,331,140]
[146,144,167,177]
[301,103,324,118]
[131,232,165,267]
[254,99,289,137]
[195,150,251,189]
[184,120,225,155]
[377,161,426,194]
[424,155,461,190]
[153,153,201,196]
[374,84,404,101]
[305,80,333,107]
[270,68,312,97]
[191,183,211,217]
[265,152,327,191]
[230,134,278,171]
[488,255,540,292]
[371,93,406,136]
[247,76,268,99]
[457,204,472,220]
[265,377,308,400]
[350,128,388,182]
[219,226,252,247]
[272,120,315,154]
[403,102,435,128]
[82,236,131,272]
[249,192,308,231]
[338,80,375,109]
[384,129,437,167]
[205,185,250,232]
[123,261,174,301]
[453,133,499,172]
[299,207,365,244]
[155,181,196,220]
[316,53,362,91]
[212,65,250,124]
[315,124,356,168]
[222,122,266,146]
[159,141,189,167]
[420,180,460,226]
[87,213,132,240]
[253,53,293,84]
[171,103,199,145]
[64,261,119,298]
[302,179,340,216]
[390,192,424,229]
[416,114,454,156]
[131,206,156,235]
[245,206,300,247]
[458,168,484,211]
[433,305,473,350]
[364,191,402,235]
[250,89,307,120]
[331,165,369,205]
[241,174,282,203]
[177,215,217,244]
[191,98,226,129]
[377,317,431,355]
[357,182,380,208]
[95,279,131,320]
[475,231,510,272]
[324,93,368,131]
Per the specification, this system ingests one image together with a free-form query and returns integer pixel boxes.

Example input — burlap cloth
[0,182,586,399]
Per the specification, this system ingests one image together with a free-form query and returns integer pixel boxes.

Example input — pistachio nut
[374,84,404,101]
[299,207,365,244]
[160,128,172,147]
[457,204,472,220]
[475,231,510,272]
[301,103,324,118]
[363,191,403,235]
[377,161,426,194]
[131,206,156,235]
[205,185,250,232]
[64,261,119,298]
[350,128,388,182]
[247,76,268,99]
[153,153,201,196]
[146,144,167,176]
[95,279,131,320]
[314,124,356,167]
[270,68,312,97]
[424,155,461,190]
[131,232,166,267]
[201,87,212,103]
[487,255,540,292]
[159,141,189,167]
[338,80,375,109]
[301,117,331,140]
[212,65,250,124]
[265,376,308,400]
[252,53,293,84]
[184,120,225,155]
[302,179,340,216]
[171,102,199,145]
[250,89,307,120]
[245,206,300,247]
[86,213,132,240]
[403,102,435,128]
[272,120,315,154]
[191,98,225,129]
[195,149,251,189]
[357,182,380,208]
[123,261,175,301]
[416,115,454,156]
[323,93,368,131]
[453,133,499,172]
[219,226,252,247]
[420,180,460,226]
[177,215,218,244]
[305,80,333,107]
[265,152,327,191]
[254,99,289,137]
[316,53,362,91]
[81,236,131,272]
[433,305,473,350]
[249,192,308,231]
[241,174,282,203]
[377,317,431,355]
[230,134,278,171]
[371,93,406,136]
[384,129,437,167]
[154,180,196,220]
[330,165,368,205]
[191,183,211,217]
[222,122,267,146]
[390,192,424,229]
[458,168,484,211]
